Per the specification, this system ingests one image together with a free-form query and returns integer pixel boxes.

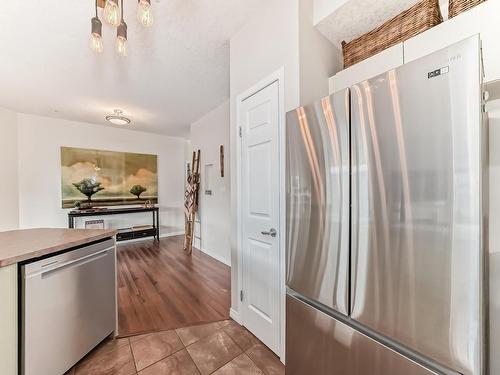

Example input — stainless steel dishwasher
[21,238,116,375]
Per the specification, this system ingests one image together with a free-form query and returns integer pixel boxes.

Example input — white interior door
[240,80,280,355]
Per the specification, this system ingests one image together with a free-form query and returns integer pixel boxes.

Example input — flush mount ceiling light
[105,109,131,125]
[89,0,153,55]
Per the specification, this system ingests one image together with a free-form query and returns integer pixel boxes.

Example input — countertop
[0,228,117,267]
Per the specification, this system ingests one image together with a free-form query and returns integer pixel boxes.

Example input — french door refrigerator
[286,36,486,375]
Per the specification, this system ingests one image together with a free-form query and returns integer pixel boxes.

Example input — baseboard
[229,308,241,324]
[198,247,231,267]
[161,231,184,238]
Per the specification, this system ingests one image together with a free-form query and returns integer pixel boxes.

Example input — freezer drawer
[350,36,483,374]
[286,294,438,375]
[22,238,116,375]
[286,90,350,315]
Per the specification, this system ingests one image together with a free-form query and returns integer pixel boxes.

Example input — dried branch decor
[184,150,201,254]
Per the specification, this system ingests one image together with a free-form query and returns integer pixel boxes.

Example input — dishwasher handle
[26,248,112,279]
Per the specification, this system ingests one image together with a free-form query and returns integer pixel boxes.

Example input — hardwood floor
[117,235,231,337]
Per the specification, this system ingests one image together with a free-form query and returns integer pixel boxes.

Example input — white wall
[0,108,19,231]
[16,113,186,234]
[229,0,339,323]
[230,0,300,114]
[229,0,300,317]
[190,100,231,265]
[299,0,342,105]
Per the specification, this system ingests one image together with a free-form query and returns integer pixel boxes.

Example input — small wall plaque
[220,145,225,178]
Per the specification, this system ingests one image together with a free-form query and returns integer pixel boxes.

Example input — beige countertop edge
[0,228,117,268]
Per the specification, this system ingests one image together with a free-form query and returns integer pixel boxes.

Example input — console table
[68,206,160,242]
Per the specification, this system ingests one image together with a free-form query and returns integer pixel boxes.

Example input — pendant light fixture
[137,0,153,27]
[89,0,103,53]
[104,0,120,27]
[89,0,152,56]
[116,0,128,56]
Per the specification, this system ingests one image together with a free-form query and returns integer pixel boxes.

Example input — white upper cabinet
[329,43,404,93]
[404,0,500,83]
[329,0,500,93]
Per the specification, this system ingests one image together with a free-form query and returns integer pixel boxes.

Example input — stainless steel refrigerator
[286,36,488,375]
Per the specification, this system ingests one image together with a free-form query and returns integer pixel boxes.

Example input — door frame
[234,67,286,361]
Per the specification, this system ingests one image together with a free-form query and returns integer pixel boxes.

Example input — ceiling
[0,0,266,137]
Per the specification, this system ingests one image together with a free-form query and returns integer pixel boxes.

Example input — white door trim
[235,67,286,362]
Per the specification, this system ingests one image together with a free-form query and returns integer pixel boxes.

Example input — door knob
[261,228,277,237]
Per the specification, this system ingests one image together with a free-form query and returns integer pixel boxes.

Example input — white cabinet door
[404,0,500,83]
[0,265,17,375]
[329,43,404,93]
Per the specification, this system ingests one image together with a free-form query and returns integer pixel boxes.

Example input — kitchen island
[0,228,117,375]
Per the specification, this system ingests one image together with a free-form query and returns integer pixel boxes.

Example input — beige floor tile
[246,343,284,375]
[186,331,242,375]
[74,343,136,375]
[131,330,184,371]
[138,349,200,375]
[212,353,264,375]
[175,321,223,346]
[129,333,151,344]
[78,337,130,366]
[222,321,260,351]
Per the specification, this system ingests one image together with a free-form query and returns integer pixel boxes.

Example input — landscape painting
[61,147,158,208]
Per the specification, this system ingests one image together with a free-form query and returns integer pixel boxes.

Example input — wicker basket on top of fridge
[341,0,443,69]
[449,0,486,18]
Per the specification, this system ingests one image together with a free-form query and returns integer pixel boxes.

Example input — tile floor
[65,320,285,375]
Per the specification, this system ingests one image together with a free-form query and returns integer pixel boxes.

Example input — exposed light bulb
[137,0,153,27]
[89,17,103,53]
[116,21,128,57]
[90,33,104,53]
[104,0,120,27]
[116,36,128,56]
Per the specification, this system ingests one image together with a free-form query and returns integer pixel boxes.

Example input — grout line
[73,335,131,371]
[246,354,268,375]
[135,345,187,373]
[186,348,203,375]
[93,321,274,375]
[169,326,237,374]
[111,320,261,374]
[128,341,139,374]
[205,323,272,375]
[131,330,187,373]
[206,328,244,374]
[139,346,187,372]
